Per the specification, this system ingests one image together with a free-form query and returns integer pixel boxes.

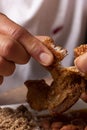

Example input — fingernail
[39,52,53,66]
[74,53,87,73]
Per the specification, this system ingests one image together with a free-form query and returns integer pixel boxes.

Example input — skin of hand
[0,13,53,84]
[74,52,87,73]
[75,53,87,102]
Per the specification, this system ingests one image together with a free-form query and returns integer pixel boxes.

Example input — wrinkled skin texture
[25,37,87,113]
[0,14,53,84]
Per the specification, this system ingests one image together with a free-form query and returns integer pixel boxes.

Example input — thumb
[74,52,87,73]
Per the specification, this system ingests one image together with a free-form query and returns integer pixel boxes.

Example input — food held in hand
[25,36,87,113]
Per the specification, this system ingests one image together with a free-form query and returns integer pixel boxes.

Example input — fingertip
[81,92,87,103]
[0,76,3,85]
[36,36,54,66]
[39,52,54,66]
[74,53,87,73]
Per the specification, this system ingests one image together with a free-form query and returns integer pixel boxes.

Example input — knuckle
[9,26,25,39]
[29,41,42,55]
[2,38,14,58]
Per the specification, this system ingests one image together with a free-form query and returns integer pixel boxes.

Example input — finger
[0,13,53,66]
[0,76,3,84]
[80,92,87,103]
[0,56,15,76]
[74,53,87,73]
[0,34,30,64]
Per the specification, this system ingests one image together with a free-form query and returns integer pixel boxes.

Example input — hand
[0,13,53,84]
[75,53,87,102]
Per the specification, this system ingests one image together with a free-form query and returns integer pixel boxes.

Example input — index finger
[0,13,53,66]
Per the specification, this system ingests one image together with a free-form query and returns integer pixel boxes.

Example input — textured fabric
[0,0,87,92]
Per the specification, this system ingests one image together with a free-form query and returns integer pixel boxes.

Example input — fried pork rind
[24,37,87,114]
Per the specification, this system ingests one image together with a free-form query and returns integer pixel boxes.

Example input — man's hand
[75,53,87,102]
[0,13,53,84]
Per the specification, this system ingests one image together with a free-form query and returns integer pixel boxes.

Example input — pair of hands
[0,13,87,102]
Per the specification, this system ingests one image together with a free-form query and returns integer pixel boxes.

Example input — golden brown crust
[74,44,87,58]
[40,36,67,61]
[24,37,87,114]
